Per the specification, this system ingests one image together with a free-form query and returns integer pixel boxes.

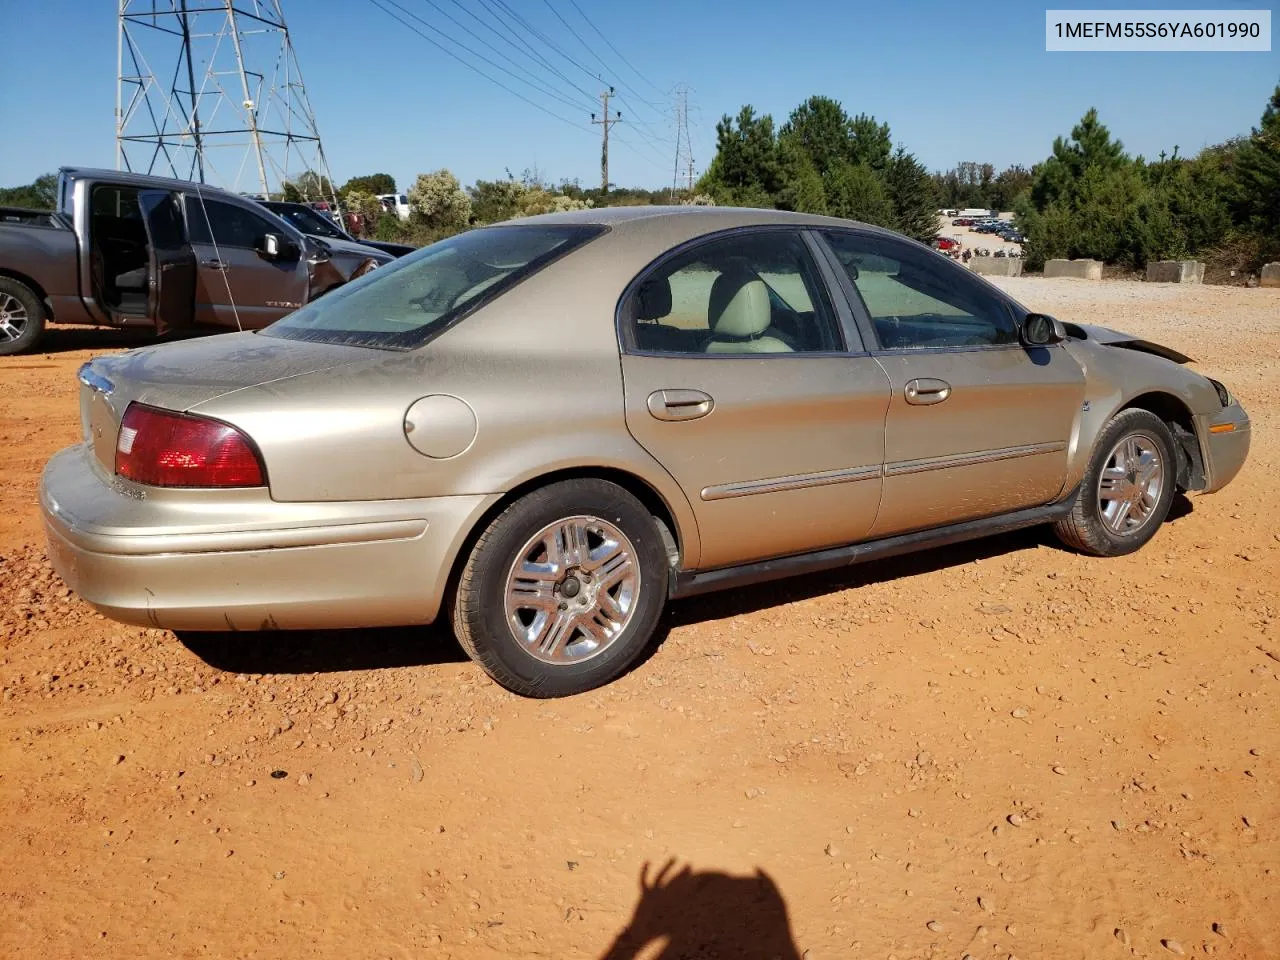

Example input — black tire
[450,479,669,698]
[0,278,46,356]
[1054,409,1178,557]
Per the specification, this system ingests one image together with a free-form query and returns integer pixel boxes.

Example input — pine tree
[825,162,894,226]
[699,106,782,205]
[1031,108,1127,209]
[1232,84,1280,235]
[778,96,854,179]
[847,114,892,171]
[883,147,939,242]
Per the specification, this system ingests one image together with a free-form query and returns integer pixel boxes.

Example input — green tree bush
[0,173,57,210]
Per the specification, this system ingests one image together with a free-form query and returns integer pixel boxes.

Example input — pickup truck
[0,167,395,355]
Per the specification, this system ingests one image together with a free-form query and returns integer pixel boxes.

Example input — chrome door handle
[904,378,951,405]
[201,259,228,270]
[647,389,714,421]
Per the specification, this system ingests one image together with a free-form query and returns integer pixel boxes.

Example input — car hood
[314,235,394,261]
[83,331,377,413]
[1064,322,1194,364]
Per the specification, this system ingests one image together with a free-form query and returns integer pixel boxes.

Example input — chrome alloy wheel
[0,292,28,343]
[1097,433,1165,536]
[503,515,640,665]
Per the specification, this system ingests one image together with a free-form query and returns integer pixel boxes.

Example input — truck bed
[0,206,65,228]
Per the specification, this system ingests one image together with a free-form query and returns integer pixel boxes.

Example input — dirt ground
[2,279,1278,960]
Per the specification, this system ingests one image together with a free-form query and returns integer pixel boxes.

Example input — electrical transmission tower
[116,0,337,204]
[591,87,622,193]
[671,84,694,200]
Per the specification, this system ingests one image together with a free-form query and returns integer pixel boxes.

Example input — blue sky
[1,0,1276,193]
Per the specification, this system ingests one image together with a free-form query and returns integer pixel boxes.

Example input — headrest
[636,276,672,320]
[709,276,771,339]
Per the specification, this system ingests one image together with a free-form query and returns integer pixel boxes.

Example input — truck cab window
[186,197,278,249]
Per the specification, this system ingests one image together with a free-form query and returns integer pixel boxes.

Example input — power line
[538,0,673,139]
[488,0,602,87]
[367,0,591,137]
[478,0,675,158]
[415,0,598,111]
[378,0,596,115]
[447,0,599,108]
[563,0,669,103]
[373,0,670,182]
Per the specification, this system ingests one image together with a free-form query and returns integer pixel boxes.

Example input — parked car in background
[257,200,416,258]
[951,217,973,227]
[0,167,394,355]
[42,207,1250,698]
[377,193,412,221]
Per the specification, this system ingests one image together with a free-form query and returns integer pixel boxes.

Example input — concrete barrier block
[969,257,1023,277]
[1261,263,1280,288]
[1044,258,1103,280]
[1146,260,1204,283]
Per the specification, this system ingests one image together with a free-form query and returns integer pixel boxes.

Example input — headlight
[1207,378,1231,407]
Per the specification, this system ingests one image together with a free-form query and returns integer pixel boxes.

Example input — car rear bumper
[1199,402,1251,494]
[40,444,498,631]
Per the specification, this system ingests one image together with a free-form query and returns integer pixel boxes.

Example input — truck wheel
[0,278,45,356]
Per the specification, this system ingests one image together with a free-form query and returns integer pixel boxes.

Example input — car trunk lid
[77,332,375,473]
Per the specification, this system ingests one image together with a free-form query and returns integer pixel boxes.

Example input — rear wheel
[1054,409,1177,556]
[0,278,45,356]
[451,479,669,697]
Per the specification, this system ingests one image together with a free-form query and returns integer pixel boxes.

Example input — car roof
[498,204,908,242]
[60,166,251,202]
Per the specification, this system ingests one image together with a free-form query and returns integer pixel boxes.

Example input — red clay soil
[2,280,1278,959]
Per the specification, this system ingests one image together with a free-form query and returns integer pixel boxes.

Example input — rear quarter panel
[191,224,709,566]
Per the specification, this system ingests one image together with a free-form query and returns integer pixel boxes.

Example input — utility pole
[686,157,695,193]
[591,87,621,193]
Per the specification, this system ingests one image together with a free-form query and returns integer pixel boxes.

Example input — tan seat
[705,270,793,354]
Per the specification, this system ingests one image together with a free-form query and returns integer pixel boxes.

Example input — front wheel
[450,479,669,697]
[1054,409,1177,556]
[0,278,46,356]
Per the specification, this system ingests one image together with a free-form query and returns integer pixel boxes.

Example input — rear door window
[625,230,843,355]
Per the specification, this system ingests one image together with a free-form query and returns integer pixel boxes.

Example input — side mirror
[1021,312,1066,346]
[255,233,282,260]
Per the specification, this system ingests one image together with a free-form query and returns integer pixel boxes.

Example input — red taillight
[115,403,265,488]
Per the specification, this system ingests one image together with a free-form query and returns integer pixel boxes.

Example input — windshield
[264,203,347,240]
[260,223,605,349]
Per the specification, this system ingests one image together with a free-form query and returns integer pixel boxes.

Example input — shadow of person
[599,860,802,960]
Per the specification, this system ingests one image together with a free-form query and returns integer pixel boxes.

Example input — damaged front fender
[1063,321,1194,364]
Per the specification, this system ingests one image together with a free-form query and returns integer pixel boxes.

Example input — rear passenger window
[626,231,843,355]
